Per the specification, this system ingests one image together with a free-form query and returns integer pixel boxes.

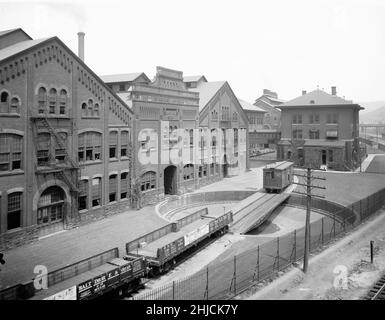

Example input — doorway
[321,150,327,165]
[164,165,177,195]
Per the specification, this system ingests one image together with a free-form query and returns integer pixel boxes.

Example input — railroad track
[365,274,385,300]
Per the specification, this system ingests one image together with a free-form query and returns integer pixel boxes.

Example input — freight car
[125,211,233,276]
[263,161,294,193]
[30,256,146,300]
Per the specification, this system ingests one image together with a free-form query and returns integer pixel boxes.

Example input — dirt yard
[243,207,385,300]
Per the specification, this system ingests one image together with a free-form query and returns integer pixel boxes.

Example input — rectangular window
[121,172,128,199]
[59,104,66,115]
[109,131,118,159]
[309,130,320,139]
[292,129,303,139]
[328,149,334,162]
[109,174,117,202]
[92,177,102,207]
[78,180,88,210]
[292,114,302,124]
[121,131,129,157]
[8,192,22,230]
[327,113,338,124]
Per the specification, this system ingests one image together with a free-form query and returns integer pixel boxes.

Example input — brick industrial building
[0,29,249,249]
[277,87,364,170]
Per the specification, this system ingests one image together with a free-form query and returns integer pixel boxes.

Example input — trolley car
[263,161,294,193]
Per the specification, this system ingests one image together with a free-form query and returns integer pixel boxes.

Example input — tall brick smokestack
[77,32,85,61]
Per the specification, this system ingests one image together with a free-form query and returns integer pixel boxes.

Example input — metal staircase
[31,113,80,195]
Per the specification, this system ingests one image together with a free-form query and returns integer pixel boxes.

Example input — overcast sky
[1,0,384,103]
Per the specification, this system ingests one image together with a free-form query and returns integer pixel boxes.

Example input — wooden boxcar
[263,161,294,193]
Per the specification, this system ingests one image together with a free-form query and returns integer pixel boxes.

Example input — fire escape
[30,93,80,221]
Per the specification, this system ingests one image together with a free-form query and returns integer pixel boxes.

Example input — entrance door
[321,150,327,165]
[164,165,177,195]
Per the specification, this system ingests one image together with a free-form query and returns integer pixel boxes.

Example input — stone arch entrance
[164,165,177,195]
[37,185,66,225]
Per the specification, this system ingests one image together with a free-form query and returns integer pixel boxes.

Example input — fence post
[234,255,237,295]
[321,217,324,246]
[257,245,260,282]
[294,229,297,262]
[172,281,175,300]
[205,266,209,300]
[277,237,280,270]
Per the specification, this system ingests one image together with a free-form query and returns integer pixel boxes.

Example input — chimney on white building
[331,86,337,96]
[77,32,85,61]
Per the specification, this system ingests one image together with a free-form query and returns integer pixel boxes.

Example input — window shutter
[109,175,117,192]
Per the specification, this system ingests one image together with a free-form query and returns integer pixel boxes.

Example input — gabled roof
[100,72,150,84]
[238,98,266,113]
[183,75,207,83]
[0,28,32,39]
[0,37,52,62]
[280,89,359,108]
[188,81,225,112]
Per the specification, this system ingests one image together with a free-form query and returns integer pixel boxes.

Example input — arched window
[91,177,102,207]
[120,131,129,157]
[49,88,57,114]
[78,131,102,162]
[109,174,117,202]
[0,91,9,113]
[183,164,194,181]
[109,131,118,159]
[140,171,156,191]
[87,99,93,117]
[94,103,99,117]
[37,186,65,224]
[78,179,89,210]
[8,192,22,230]
[59,89,67,115]
[10,97,19,114]
[120,172,129,199]
[37,87,47,114]
[0,133,23,171]
[81,102,87,117]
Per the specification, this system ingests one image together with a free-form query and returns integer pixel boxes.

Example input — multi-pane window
[121,131,129,157]
[37,133,50,166]
[183,164,194,180]
[140,171,156,191]
[7,192,22,230]
[92,177,102,207]
[38,87,47,114]
[232,112,238,121]
[234,129,238,148]
[292,129,303,139]
[55,132,67,163]
[78,179,88,210]
[81,99,100,117]
[189,129,194,146]
[59,89,67,115]
[327,113,338,124]
[109,174,117,202]
[49,88,57,114]
[0,133,23,171]
[309,130,320,139]
[292,114,302,124]
[37,186,64,225]
[109,131,118,159]
[309,114,320,124]
[0,91,9,113]
[119,84,125,92]
[120,172,129,199]
[78,132,102,162]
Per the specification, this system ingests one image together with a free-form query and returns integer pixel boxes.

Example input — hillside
[360,105,385,124]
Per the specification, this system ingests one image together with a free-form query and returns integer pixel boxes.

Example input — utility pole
[293,166,326,273]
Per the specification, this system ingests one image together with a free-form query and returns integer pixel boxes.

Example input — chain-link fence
[133,188,385,300]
